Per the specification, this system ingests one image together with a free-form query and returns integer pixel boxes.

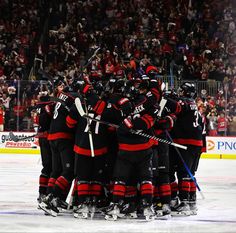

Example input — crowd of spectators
[196,88,236,136]
[0,0,235,136]
[0,0,48,130]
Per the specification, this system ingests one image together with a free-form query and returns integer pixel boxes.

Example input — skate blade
[90,212,95,219]
[171,211,191,217]
[155,211,163,217]
[190,210,197,215]
[58,208,73,214]
[74,212,88,219]
[126,213,138,219]
[105,214,118,221]
[145,215,155,221]
[38,203,57,217]
[90,206,96,219]
[155,214,171,220]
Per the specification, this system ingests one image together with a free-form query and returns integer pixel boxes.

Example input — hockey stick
[9,131,41,142]
[165,130,205,199]
[84,99,95,157]
[75,98,187,150]
[83,47,101,69]
[157,98,167,117]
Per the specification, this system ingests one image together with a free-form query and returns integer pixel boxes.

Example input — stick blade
[171,143,187,150]
[9,131,19,142]
[75,97,86,116]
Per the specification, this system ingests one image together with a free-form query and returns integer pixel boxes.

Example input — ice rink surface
[0,153,236,233]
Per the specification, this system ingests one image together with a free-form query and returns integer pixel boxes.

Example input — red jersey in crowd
[217,116,227,133]
[0,106,5,125]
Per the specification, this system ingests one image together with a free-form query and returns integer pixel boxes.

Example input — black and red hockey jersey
[116,94,158,151]
[117,113,155,152]
[35,101,53,138]
[153,97,181,136]
[48,91,76,141]
[86,92,156,153]
[66,99,109,156]
[170,97,203,147]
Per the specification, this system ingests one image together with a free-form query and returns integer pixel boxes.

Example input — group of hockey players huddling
[36,64,205,221]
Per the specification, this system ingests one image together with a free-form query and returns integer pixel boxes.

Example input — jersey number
[193,110,199,128]
[53,102,61,119]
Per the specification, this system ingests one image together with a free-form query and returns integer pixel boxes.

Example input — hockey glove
[119,117,133,132]
[156,114,176,131]
[117,98,133,117]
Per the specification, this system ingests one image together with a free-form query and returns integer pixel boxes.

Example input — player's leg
[38,140,62,216]
[136,151,155,220]
[156,137,172,217]
[172,146,196,216]
[54,139,75,203]
[189,146,202,215]
[37,137,52,205]
[90,154,107,215]
[105,151,132,220]
[169,146,179,208]
[73,154,92,219]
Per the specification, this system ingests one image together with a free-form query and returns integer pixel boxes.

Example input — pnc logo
[207,140,215,151]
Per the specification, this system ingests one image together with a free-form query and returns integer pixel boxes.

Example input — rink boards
[0,149,234,159]
[0,132,235,159]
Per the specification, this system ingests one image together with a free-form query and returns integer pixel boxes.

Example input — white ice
[0,153,236,233]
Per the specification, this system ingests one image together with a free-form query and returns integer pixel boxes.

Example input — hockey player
[66,90,110,219]
[83,80,158,221]
[132,77,180,219]
[152,96,180,219]
[169,82,203,216]
[35,91,53,206]
[39,79,76,216]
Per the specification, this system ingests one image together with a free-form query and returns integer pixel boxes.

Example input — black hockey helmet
[178,82,196,98]
[113,78,125,93]
[124,80,138,99]
[93,80,104,96]
[39,91,50,102]
[138,74,150,90]
[53,75,66,88]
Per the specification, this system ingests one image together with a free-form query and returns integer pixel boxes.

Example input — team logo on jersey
[207,140,215,151]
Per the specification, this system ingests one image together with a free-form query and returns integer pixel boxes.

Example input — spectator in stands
[217,112,228,136]
[13,100,26,131]
[0,99,5,131]
[228,116,236,136]
[207,111,218,136]
[1,93,11,130]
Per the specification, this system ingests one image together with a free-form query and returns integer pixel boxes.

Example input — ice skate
[73,202,90,219]
[189,201,198,215]
[160,204,172,219]
[153,202,163,217]
[140,199,155,221]
[96,198,110,215]
[120,202,137,219]
[104,202,123,221]
[37,193,46,204]
[38,194,59,217]
[171,201,191,216]
[143,206,155,221]
[89,197,97,219]
[57,199,72,214]
[37,194,46,209]
[170,197,179,209]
